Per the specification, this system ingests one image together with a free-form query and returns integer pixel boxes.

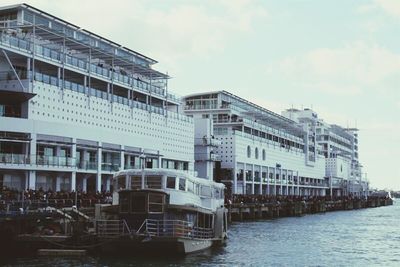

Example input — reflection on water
[1,200,399,266]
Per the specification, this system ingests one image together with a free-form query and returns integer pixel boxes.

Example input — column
[56,176,62,191]
[82,177,87,192]
[28,170,36,190]
[96,142,102,192]
[26,57,31,81]
[274,168,277,196]
[266,167,270,195]
[243,164,247,194]
[106,177,111,192]
[233,163,237,194]
[279,168,283,195]
[120,145,125,170]
[71,172,76,192]
[251,164,255,195]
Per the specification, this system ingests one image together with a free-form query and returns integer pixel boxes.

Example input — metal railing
[136,219,214,240]
[96,219,131,238]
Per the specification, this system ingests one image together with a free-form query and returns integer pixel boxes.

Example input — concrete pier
[227,197,393,222]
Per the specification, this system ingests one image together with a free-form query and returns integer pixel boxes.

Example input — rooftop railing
[0,32,180,102]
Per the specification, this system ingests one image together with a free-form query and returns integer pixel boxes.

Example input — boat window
[131,194,146,213]
[117,176,126,190]
[179,178,186,191]
[146,175,162,189]
[148,194,164,213]
[214,187,220,199]
[131,176,141,189]
[200,185,212,197]
[166,176,176,189]
[119,193,129,213]
[187,181,194,193]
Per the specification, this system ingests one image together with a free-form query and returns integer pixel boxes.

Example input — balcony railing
[0,153,31,165]
[101,163,120,172]
[77,161,98,170]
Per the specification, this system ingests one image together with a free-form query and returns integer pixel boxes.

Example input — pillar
[106,177,111,192]
[56,176,61,191]
[71,172,76,192]
[28,170,36,190]
[120,146,124,170]
[82,177,87,192]
[96,142,102,192]
[251,164,255,195]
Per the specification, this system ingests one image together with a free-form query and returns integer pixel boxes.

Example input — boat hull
[98,236,215,254]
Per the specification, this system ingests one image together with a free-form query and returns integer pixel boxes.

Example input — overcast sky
[5,0,399,190]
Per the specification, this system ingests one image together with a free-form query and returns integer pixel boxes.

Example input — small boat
[95,168,228,254]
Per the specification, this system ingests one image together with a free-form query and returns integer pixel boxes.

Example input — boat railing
[96,219,131,238]
[136,219,214,239]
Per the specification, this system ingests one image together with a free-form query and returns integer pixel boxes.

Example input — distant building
[0,4,194,192]
[282,108,368,197]
[183,91,327,196]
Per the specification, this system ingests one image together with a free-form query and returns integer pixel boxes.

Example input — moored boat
[95,168,228,254]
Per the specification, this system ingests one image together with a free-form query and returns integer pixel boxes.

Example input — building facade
[282,108,368,197]
[0,4,194,193]
[183,91,327,196]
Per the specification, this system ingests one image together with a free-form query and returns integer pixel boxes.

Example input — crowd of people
[0,186,112,209]
[225,194,370,206]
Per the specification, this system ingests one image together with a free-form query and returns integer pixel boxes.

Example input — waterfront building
[183,91,327,196]
[0,4,195,193]
[282,108,368,197]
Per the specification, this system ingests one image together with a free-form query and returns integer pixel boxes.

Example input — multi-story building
[282,108,368,197]
[0,4,194,193]
[183,91,327,196]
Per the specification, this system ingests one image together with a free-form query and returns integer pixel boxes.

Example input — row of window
[247,146,266,160]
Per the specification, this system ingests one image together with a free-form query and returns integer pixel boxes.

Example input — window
[255,148,259,159]
[187,181,194,193]
[131,176,141,189]
[148,194,164,213]
[179,178,186,191]
[166,176,176,189]
[201,185,212,197]
[247,145,251,158]
[262,149,266,160]
[145,175,161,189]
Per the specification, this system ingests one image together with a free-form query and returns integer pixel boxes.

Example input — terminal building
[282,108,368,197]
[0,4,195,193]
[183,91,327,196]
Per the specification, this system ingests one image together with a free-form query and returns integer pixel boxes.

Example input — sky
[4,0,399,190]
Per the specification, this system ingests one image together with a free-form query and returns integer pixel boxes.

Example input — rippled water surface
[2,200,399,266]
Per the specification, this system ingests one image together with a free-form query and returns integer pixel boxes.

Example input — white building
[183,91,327,196]
[282,108,368,197]
[0,4,194,193]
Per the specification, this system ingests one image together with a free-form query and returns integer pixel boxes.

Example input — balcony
[101,162,120,172]
[0,153,32,165]
[36,155,75,167]
[77,161,98,170]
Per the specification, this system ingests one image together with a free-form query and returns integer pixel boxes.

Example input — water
[1,200,399,266]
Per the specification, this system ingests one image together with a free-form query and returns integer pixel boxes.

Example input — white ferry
[96,168,228,254]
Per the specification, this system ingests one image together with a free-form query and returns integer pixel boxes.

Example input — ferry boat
[95,168,228,254]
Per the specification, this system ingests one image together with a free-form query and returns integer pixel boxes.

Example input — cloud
[373,0,400,17]
[358,0,400,18]
[266,42,400,96]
